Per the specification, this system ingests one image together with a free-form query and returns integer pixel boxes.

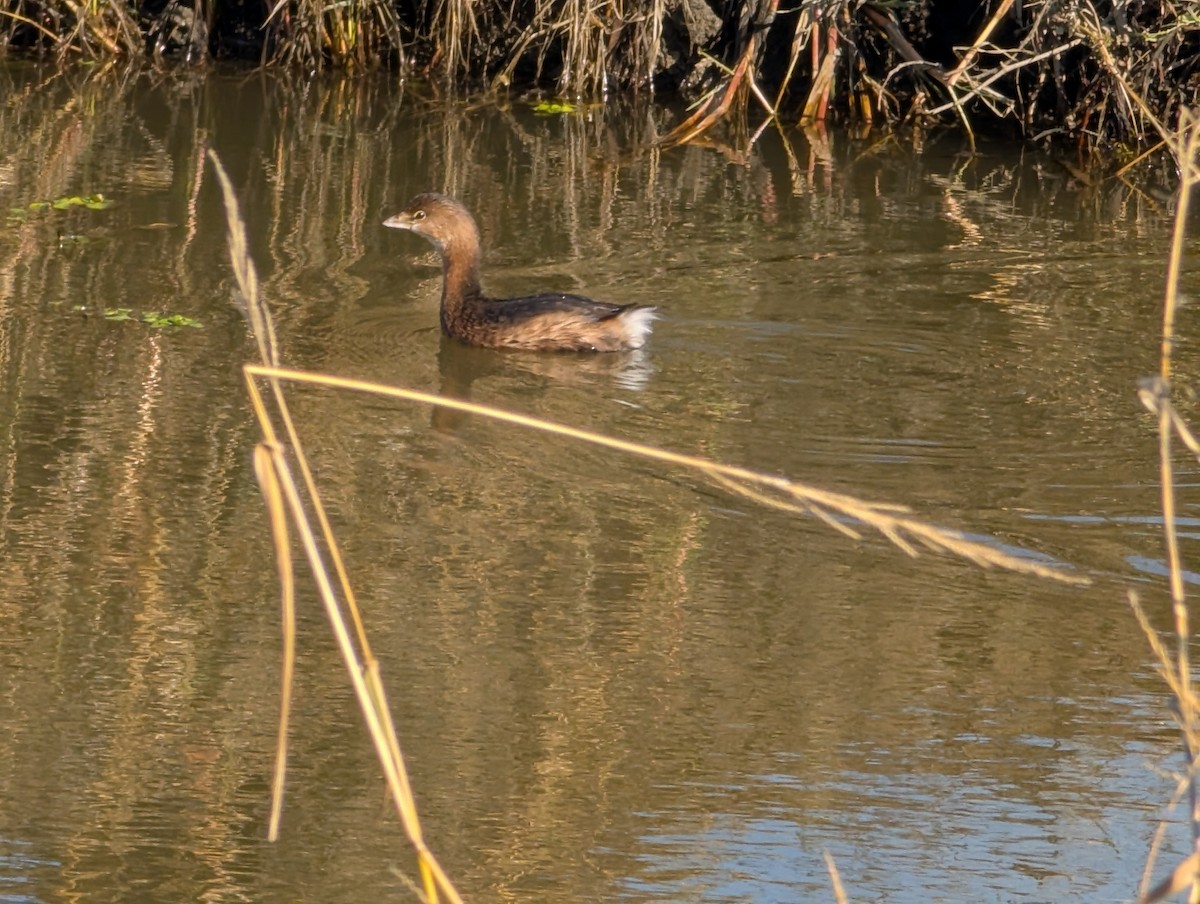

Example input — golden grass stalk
[823,850,849,904]
[1129,107,1200,904]
[253,443,295,841]
[241,364,1089,587]
[209,148,461,903]
[0,8,61,44]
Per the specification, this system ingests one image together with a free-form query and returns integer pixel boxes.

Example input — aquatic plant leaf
[100,307,201,327]
[51,193,112,210]
[531,100,579,115]
[141,312,202,328]
[16,194,112,217]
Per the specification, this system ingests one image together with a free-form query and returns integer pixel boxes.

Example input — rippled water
[0,64,1195,901]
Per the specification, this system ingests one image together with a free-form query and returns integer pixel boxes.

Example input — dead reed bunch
[1,0,142,60]
[264,0,403,69]
[3,1,1196,155]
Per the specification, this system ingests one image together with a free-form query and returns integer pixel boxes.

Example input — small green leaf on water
[99,308,201,328]
[16,194,112,218]
[141,312,202,329]
[531,100,579,115]
[51,193,112,211]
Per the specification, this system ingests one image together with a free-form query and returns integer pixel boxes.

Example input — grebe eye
[413,209,426,221]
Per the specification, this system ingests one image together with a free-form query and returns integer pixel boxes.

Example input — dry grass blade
[1142,852,1200,904]
[0,8,61,44]
[659,40,756,147]
[824,850,850,904]
[775,4,814,113]
[254,442,296,842]
[1128,592,1183,700]
[243,365,1090,587]
[800,28,838,124]
[925,40,1082,118]
[707,471,865,541]
[1133,592,1195,903]
[208,150,278,368]
[945,0,1015,86]
[659,0,782,147]
[209,148,368,656]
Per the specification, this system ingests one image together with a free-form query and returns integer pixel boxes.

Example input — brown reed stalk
[659,0,780,147]
[800,17,836,125]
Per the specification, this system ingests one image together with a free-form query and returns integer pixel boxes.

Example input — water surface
[0,64,1193,901]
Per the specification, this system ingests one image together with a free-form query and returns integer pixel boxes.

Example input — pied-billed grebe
[384,193,659,352]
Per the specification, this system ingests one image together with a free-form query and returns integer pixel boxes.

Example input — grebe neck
[433,221,485,324]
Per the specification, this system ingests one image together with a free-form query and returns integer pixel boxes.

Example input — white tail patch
[619,306,661,349]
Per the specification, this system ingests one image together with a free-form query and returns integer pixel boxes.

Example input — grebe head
[383,192,480,256]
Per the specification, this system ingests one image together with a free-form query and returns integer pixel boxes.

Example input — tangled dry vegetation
[2,2,1196,150]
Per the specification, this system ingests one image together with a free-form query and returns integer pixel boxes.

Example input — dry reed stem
[775,5,814,114]
[435,0,479,84]
[1076,1,1170,147]
[800,25,838,124]
[1144,852,1200,904]
[1115,141,1169,180]
[924,40,1083,118]
[659,0,783,146]
[209,149,461,903]
[945,0,1015,86]
[243,364,1090,587]
[823,850,849,904]
[1131,108,1200,904]
[1131,606,1193,902]
[0,8,61,44]
[659,38,757,147]
[1150,110,1200,674]
[254,442,296,842]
